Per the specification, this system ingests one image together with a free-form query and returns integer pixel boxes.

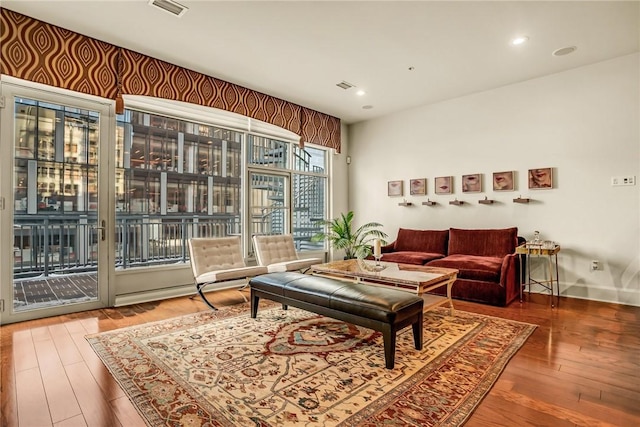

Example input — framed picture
[462,173,482,193]
[388,180,403,196]
[410,178,426,195]
[529,167,553,189]
[493,171,514,191]
[435,176,452,194]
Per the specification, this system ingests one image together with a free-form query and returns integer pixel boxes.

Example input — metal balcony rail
[13,214,241,279]
[13,214,323,279]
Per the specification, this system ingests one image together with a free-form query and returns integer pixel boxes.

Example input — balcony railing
[13,214,241,279]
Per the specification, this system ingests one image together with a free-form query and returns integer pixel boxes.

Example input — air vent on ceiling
[336,81,355,90]
[552,46,577,57]
[148,0,188,17]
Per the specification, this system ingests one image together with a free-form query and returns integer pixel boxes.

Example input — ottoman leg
[251,293,260,318]
[412,311,423,350]
[382,324,396,369]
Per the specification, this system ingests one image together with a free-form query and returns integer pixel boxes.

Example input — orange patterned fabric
[0,8,118,98]
[0,8,341,151]
[301,106,342,150]
[119,49,303,138]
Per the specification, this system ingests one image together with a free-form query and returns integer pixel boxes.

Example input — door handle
[95,220,106,241]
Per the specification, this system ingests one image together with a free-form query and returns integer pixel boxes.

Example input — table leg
[527,252,532,297]
[447,279,455,316]
[547,254,555,308]
[554,253,560,308]
[519,253,523,303]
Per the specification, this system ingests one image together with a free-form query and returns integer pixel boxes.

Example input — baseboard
[114,279,248,307]
[527,286,640,307]
[114,285,195,307]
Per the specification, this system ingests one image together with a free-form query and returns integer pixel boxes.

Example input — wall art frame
[435,176,453,194]
[410,178,427,195]
[493,171,515,191]
[388,180,404,197]
[528,167,553,189]
[462,173,482,193]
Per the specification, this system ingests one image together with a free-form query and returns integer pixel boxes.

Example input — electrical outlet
[591,260,600,271]
[611,176,636,186]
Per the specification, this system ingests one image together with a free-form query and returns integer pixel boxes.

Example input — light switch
[611,176,636,186]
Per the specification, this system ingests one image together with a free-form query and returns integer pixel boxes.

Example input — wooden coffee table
[310,259,458,315]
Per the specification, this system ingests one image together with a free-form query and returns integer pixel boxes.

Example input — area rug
[87,303,535,426]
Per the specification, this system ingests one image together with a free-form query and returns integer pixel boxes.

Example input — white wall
[327,122,351,260]
[348,53,640,306]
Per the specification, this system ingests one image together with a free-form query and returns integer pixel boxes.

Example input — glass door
[0,84,112,324]
[248,171,290,257]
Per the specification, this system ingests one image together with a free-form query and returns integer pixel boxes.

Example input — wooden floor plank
[64,362,122,427]
[33,338,82,423]
[503,357,640,404]
[1,291,639,427]
[53,414,88,427]
[68,330,125,401]
[1,335,19,427]
[12,330,38,373]
[15,367,52,427]
[109,396,147,427]
[475,388,622,427]
[48,323,84,366]
[596,389,640,416]
[466,394,577,427]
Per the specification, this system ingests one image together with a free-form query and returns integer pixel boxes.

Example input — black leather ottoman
[249,272,424,369]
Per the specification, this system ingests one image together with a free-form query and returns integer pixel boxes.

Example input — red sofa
[380,227,521,306]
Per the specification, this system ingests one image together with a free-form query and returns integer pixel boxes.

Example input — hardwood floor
[1,290,638,426]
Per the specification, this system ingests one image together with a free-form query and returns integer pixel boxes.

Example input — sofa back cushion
[448,227,518,257]
[394,228,449,254]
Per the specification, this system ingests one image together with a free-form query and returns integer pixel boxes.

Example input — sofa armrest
[500,253,521,305]
[381,241,396,253]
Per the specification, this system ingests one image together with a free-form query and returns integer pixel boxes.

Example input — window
[14,98,99,215]
[292,145,326,251]
[115,110,243,267]
[248,135,327,252]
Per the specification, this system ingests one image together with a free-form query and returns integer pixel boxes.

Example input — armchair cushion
[189,236,248,277]
[188,236,268,310]
[253,234,322,273]
[196,265,270,283]
[265,258,323,273]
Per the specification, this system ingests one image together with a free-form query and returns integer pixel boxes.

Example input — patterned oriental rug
[87,303,535,427]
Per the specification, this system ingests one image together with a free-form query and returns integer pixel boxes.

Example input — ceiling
[2,1,639,124]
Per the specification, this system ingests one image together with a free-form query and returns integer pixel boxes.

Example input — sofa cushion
[381,251,445,265]
[427,254,503,283]
[394,228,449,254]
[447,227,518,257]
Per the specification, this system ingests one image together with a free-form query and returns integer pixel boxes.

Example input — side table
[516,243,561,307]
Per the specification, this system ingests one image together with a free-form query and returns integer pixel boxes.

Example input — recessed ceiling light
[511,36,529,46]
[362,105,373,110]
[552,46,577,57]
[356,90,366,96]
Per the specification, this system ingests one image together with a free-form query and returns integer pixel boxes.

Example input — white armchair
[252,234,323,273]
[188,236,267,310]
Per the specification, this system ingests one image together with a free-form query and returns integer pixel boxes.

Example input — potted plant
[312,211,388,259]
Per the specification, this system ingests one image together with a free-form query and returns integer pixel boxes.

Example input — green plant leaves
[312,211,388,259]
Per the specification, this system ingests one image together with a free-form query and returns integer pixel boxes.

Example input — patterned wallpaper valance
[0,8,341,151]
